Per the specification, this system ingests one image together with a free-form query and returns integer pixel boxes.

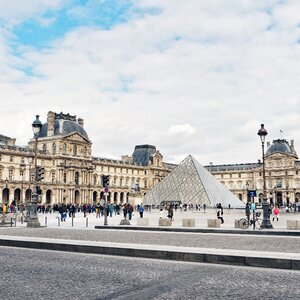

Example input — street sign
[248,190,257,197]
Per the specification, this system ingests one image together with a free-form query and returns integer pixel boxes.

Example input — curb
[94,225,300,236]
[0,236,299,271]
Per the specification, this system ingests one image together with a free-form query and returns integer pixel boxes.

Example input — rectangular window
[10,156,13,163]
[63,173,67,183]
[52,173,55,183]
[9,169,14,180]
[296,171,299,175]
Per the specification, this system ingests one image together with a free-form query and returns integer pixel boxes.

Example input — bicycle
[238,212,263,230]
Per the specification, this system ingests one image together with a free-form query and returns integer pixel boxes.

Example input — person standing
[216,203,224,224]
[245,203,251,223]
[167,205,174,221]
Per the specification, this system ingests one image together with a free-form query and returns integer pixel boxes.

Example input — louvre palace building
[1,111,300,207]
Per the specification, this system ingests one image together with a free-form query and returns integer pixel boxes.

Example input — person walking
[216,203,224,224]
[127,204,133,220]
[272,205,280,222]
[139,205,144,218]
[245,203,251,223]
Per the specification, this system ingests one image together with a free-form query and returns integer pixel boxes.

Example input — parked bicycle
[238,211,263,230]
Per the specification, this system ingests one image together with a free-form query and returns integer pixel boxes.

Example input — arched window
[75,172,79,185]
[52,143,56,155]
[42,144,47,153]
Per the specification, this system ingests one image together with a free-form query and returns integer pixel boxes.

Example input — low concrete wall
[182,219,195,227]
[287,220,300,230]
[137,218,149,226]
[159,218,172,226]
[235,219,240,228]
[207,219,221,228]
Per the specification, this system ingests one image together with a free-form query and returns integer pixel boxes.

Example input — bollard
[45,217,47,226]
[86,217,88,228]
[57,217,60,227]
[14,218,17,227]
[10,218,13,227]
[21,216,24,225]
[72,217,74,227]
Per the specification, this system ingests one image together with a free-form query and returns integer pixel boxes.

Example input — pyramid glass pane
[144,155,245,208]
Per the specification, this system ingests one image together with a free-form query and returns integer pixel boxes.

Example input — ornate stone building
[206,139,300,206]
[1,111,299,207]
[0,111,175,206]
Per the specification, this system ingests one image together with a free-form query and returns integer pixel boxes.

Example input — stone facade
[0,111,175,205]
[1,111,299,207]
[206,139,300,206]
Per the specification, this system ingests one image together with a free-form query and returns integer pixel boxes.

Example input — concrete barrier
[235,219,240,228]
[159,218,172,226]
[137,218,149,226]
[287,220,300,230]
[182,219,195,227]
[119,219,131,225]
[207,219,221,228]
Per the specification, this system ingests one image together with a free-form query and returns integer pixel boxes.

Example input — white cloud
[0,0,300,165]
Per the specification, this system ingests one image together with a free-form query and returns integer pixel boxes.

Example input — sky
[1,0,300,165]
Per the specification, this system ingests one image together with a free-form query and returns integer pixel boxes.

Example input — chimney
[258,159,261,164]
[267,141,270,147]
[209,162,213,166]
[47,111,55,137]
[78,118,84,128]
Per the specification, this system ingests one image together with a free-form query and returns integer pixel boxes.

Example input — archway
[93,191,98,204]
[120,192,124,204]
[107,192,111,203]
[14,188,21,203]
[126,192,130,203]
[276,192,283,207]
[46,189,52,205]
[100,191,104,200]
[113,192,118,203]
[295,192,300,203]
[2,188,9,204]
[258,193,263,203]
[25,189,32,202]
[75,190,80,205]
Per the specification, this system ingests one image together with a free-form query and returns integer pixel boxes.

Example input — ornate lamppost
[257,124,273,229]
[246,181,249,204]
[27,115,42,227]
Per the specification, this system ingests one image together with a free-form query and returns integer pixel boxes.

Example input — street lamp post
[257,124,273,229]
[246,181,249,204]
[27,115,42,228]
[104,186,109,226]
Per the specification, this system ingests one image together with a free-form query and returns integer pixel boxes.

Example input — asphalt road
[0,247,299,300]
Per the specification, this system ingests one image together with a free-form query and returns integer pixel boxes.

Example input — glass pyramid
[144,155,245,208]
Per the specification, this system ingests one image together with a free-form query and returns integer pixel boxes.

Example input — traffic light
[37,166,45,182]
[102,175,110,187]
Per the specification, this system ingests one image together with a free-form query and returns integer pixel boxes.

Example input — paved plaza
[0,207,299,272]
[3,207,299,230]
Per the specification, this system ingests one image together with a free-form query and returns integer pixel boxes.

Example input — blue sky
[1,0,300,164]
[12,0,135,48]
